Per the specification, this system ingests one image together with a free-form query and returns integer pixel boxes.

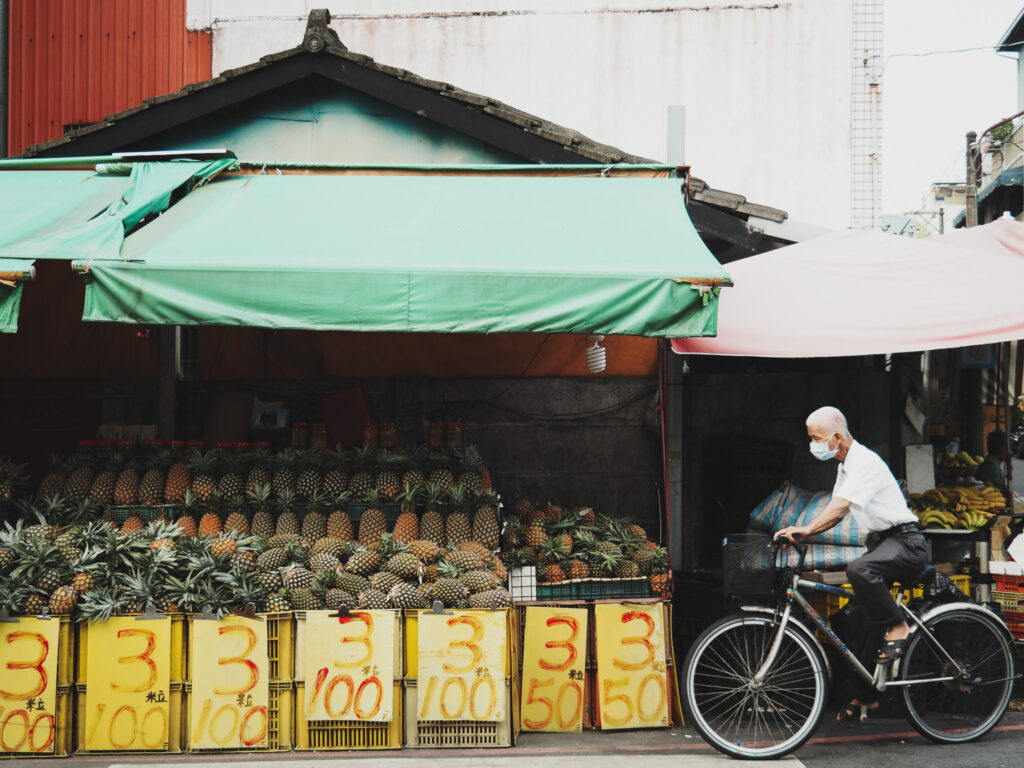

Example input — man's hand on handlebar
[774,525,810,546]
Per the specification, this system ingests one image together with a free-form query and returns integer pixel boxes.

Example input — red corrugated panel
[7,0,212,156]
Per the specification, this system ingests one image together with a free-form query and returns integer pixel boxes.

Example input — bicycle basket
[722,533,779,598]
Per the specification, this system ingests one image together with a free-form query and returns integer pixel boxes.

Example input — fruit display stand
[293,609,404,750]
[403,606,518,748]
[74,612,187,753]
[0,615,75,758]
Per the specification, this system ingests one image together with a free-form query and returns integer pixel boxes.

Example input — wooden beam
[687,200,764,252]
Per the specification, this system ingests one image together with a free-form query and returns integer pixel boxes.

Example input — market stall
[0,159,720,754]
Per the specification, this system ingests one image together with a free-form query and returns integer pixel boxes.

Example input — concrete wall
[186,0,855,228]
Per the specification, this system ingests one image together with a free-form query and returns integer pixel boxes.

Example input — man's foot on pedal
[835,700,877,725]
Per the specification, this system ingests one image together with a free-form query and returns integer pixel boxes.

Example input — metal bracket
[427,600,452,616]
[36,607,52,620]
[135,603,167,621]
[195,604,220,621]
[229,602,263,621]
[0,607,18,623]
[330,604,363,619]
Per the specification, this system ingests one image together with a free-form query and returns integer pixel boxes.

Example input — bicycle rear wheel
[899,607,1014,743]
[682,614,827,759]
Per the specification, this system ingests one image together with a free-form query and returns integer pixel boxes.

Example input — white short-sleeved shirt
[833,440,916,533]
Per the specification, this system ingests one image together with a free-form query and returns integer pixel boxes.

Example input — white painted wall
[187,0,855,228]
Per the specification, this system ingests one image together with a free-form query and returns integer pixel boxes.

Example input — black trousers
[847,529,929,629]
[836,529,929,705]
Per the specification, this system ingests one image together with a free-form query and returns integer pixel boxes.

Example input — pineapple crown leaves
[447,482,468,506]
[0,518,26,549]
[396,483,421,510]
[186,448,220,474]
[438,560,464,580]
[455,444,485,473]
[422,480,444,509]
[362,488,382,508]
[376,532,408,559]
[10,537,68,581]
[538,536,570,565]
[146,519,184,541]
[247,482,273,507]
[76,588,125,623]
[0,576,32,612]
[117,569,164,610]
[276,489,298,513]
[588,549,622,576]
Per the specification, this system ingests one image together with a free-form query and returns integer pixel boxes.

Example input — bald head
[806,406,850,438]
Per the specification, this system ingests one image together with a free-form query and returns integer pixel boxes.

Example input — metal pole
[939,207,944,234]
[965,131,978,228]
[0,0,8,158]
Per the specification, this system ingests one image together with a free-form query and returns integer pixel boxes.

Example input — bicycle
[681,533,1017,760]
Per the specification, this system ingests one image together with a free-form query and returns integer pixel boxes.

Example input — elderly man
[776,406,928,723]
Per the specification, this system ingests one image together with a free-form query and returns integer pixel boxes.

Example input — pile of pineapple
[501,502,671,597]
[0,445,514,618]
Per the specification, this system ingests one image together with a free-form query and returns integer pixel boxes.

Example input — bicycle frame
[751,544,980,694]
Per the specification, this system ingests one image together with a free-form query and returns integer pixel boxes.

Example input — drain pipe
[0,0,7,158]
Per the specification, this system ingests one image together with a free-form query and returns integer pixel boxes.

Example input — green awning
[80,174,730,337]
[0,159,235,332]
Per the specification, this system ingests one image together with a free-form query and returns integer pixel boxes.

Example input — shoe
[834,706,860,726]
[876,637,908,665]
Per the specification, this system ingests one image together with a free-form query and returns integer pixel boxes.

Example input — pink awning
[672,218,1024,358]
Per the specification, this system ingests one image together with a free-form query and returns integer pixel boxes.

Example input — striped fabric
[748,482,866,546]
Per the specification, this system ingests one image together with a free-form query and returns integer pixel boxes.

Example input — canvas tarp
[78,173,731,337]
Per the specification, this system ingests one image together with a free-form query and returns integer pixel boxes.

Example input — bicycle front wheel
[682,614,827,759]
[899,607,1014,743]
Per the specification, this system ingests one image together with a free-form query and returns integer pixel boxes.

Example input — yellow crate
[76,614,187,686]
[294,609,402,681]
[403,679,512,748]
[262,612,295,683]
[0,685,73,758]
[807,575,973,621]
[404,608,513,680]
[74,682,184,753]
[294,681,402,750]
[184,681,293,752]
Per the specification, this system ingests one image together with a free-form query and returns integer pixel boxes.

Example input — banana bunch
[936,451,984,469]
[909,486,1005,530]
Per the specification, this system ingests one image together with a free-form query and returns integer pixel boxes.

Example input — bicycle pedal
[858,705,869,723]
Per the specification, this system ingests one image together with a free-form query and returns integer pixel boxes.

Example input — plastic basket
[108,505,175,524]
[536,582,579,601]
[993,590,1024,612]
[577,578,652,601]
[994,574,1024,594]
[262,611,295,683]
[76,614,187,686]
[294,682,402,750]
[722,533,778,598]
[75,682,185,753]
[508,567,537,603]
[184,681,293,752]
[294,609,402,680]
[0,685,73,758]
[403,679,512,748]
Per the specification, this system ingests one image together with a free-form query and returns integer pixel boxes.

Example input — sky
[883,0,1021,215]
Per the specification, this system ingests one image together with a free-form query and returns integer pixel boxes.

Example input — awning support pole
[664,341,684,570]
[158,327,178,440]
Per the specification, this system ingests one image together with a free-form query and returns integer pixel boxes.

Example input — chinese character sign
[0,618,61,753]
[84,617,172,750]
[189,617,269,749]
[418,610,507,722]
[520,607,588,732]
[303,610,395,722]
[594,603,669,729]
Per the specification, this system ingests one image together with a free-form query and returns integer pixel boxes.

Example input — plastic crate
[994,574,1024,594]
[508,567,537,603]
[184,681,293,752]
[403,679,512,748]
[75,682,184,753]
[993,590,1024,612]
[0,685,73,758]
[404,608,513,680]
[294,681,402,750]
[577,578,652,601]
[262,611,295,683]
[108,505,175,524]
[76,614,187,686]
[346,503,403,526]
[536,582,579,601]
[294,609,402,680]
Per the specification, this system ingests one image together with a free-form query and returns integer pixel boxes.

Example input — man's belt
[867,522,920,542]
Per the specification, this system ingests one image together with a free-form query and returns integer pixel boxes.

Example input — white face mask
[809,435,838,461]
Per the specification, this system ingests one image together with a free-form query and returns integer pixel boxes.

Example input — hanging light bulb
[586,335,607,373]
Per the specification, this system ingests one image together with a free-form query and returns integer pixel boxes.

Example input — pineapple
[48,584,78,614]
[256,547,289,572]
[64,457,95,504]
[420,482,445,545]
[89,458,118,506]
[445,484,471,546]
[271,451,297,498]
[401,446,427,490]
[310,537,346,559]
[216,453,246,502]
[468,588,511,609]
[427,454,455,500]
[334,569,370,596]
[249,484,275,537]
[370,571,402,593]
[375,450,402,501]
[345,546,382,576]
[175,492,200,537]
[121,512,145,533]
[288,587,320,611]
[113,460,141,506]
[472,490,500,549]
[386,552,423,580]
[357,491,387,547]
[322,449,350,498]
[296,452,324,499]
[541,562,566,583]
[198,508,223,537]
[525,522,548,550]
[282,565,315,591]
[455,445,485,494]
[463,569,500,594]
[648,547,670,596]
[387,582,426,609]
[568,559,590,580]
[326,498,354,541]
[324,588,356,611]
[348,447,375,502]
[301,492,328,541]
[37,455,67,498]
[310,552,341,573]
[138,453,168,505]
[408,539,442,564]
[71,569,95,594]
[443,549,483,572]
[24,592,49,616]
[224,501,250,536]
[164,458,190,503]
[188,450,219,502]
[245,449,272,495]
[432,569,468,607]
[393,485,419,543]
[256,570,283,593]
[539,538,569,584]
[578,506,596,525]
[264,590,291,612]
[358,588,388,609]
[275,491,300,536]
[210,534,238,557]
